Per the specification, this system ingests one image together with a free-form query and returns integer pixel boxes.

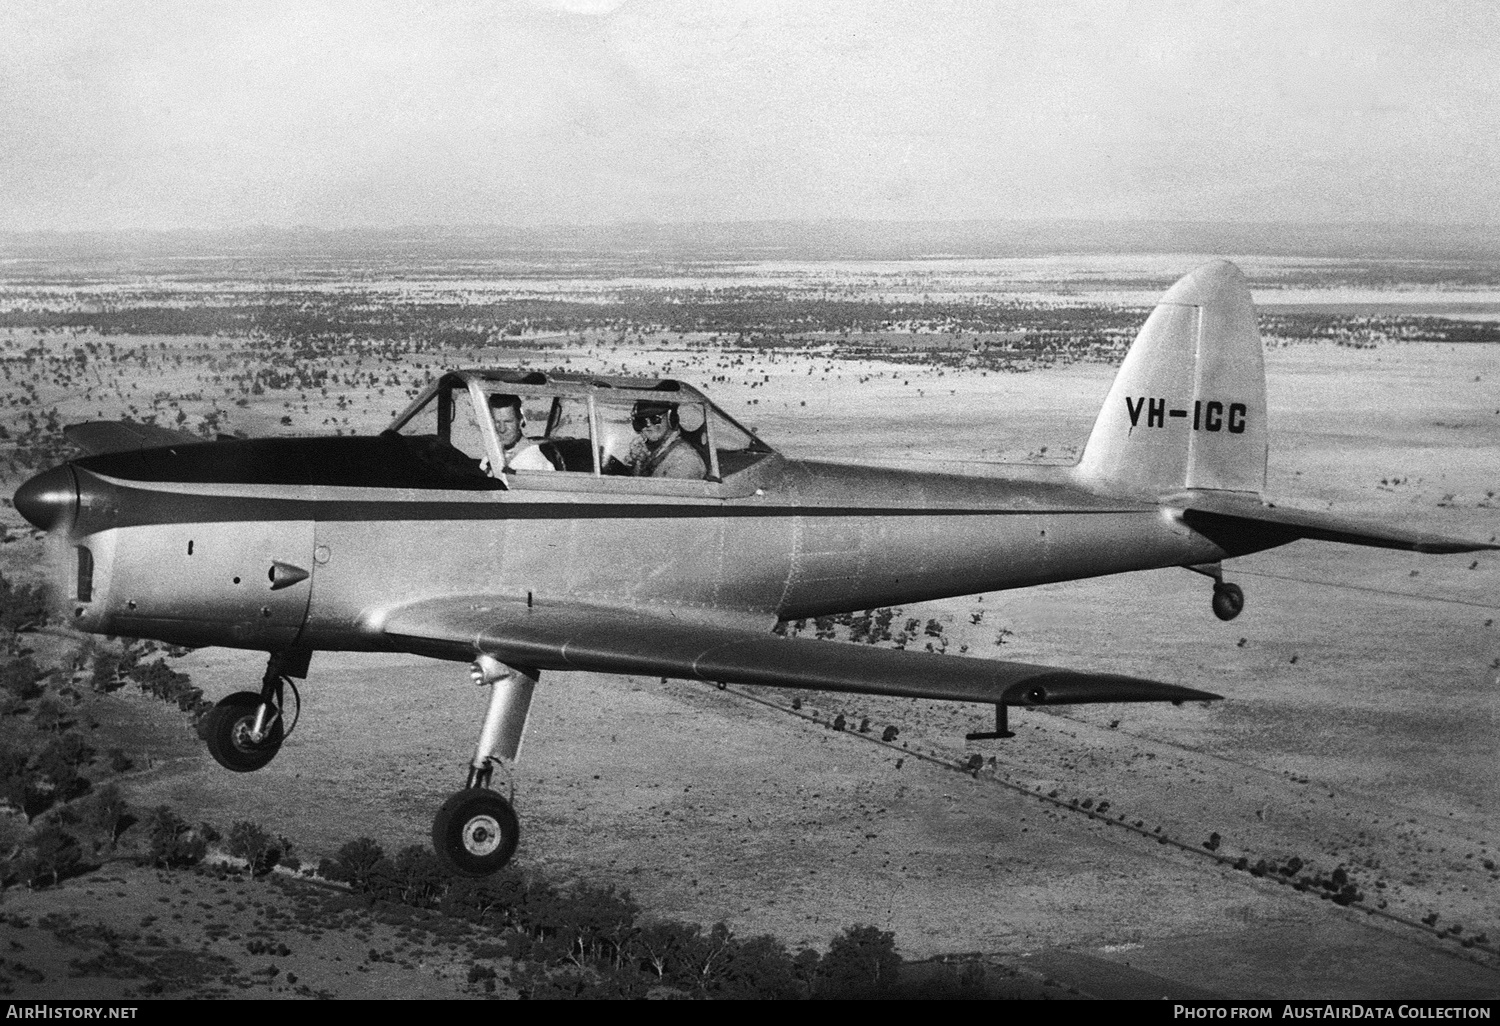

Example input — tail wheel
[1212,582,1245,621]
[432,788,520,876]
[202,691,284,772]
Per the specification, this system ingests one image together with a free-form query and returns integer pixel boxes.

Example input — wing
[64,420,205,456]
[1172,490,1499,554]
[378,598,1219,706]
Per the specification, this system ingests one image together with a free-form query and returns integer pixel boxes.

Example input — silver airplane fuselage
[34,444,1244,657]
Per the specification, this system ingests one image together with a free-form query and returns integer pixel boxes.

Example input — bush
[0,808,33,887]
[0,575,48,635]
[278,843,301,873]
[364,845,449,908]
[635,919,700,986]
[144,806,208,868]
[0,747,30,813]
[899,958,989,998]
[25,824,84,886]
[632,920,814,998]
[59,782,132,850]
[466,962,497,993]
[331,837,384,890]
[31,695,77,733]
[507,961,617,1000]
[1,735,90,821]
[439,867,527,925]
[815,924,902,998]
[88,643,209,714]
[89,648,132,693]
[510,881,641,968]
[0,656,46,702]
[226,820,287,875]
[132,658,194,704]
[712,932,805,1000]
[35,734,94,781]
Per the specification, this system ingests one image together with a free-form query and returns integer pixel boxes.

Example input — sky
[2,0,1497,232]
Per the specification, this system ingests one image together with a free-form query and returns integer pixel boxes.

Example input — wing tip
[1003,672,1220,706]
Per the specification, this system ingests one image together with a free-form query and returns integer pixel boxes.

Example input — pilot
[625,400,707,480]
[488,394,555,473]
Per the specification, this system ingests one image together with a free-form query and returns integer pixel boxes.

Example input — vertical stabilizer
[1076,260,1267,497]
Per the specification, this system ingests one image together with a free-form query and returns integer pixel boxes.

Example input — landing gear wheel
[1212,582,1245,621]
[432,788,520,876]
[202,691,284,772]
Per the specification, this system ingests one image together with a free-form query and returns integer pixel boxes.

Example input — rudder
[1076,260,1267,497]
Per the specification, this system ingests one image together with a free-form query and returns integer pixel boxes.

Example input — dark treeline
[1260,312,1500,345]
[0,289,1143,340]
[6,290,1496,351]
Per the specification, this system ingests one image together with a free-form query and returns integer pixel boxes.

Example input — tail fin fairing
[1077,260,1268,499]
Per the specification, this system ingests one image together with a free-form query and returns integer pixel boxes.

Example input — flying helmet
[631,399,678,431]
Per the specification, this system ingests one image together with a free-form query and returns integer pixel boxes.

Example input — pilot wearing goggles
[625,400,707,480]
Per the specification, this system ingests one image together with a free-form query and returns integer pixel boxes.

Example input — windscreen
[706,404,772,477]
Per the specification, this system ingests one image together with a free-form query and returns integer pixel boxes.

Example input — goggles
[632,412,668,430]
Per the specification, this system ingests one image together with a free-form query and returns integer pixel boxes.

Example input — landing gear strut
[1186,562,1245,622]
[431,656,537,876]
[201,653,301,772]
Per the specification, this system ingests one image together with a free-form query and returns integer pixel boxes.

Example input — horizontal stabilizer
[64,420,204,456]
[1173,491,1499,554]
[380,598,1219,706]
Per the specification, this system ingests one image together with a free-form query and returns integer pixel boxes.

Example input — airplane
[13,260,1495,876]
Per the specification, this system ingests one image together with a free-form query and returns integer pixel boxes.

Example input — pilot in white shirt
[488,394,555,473]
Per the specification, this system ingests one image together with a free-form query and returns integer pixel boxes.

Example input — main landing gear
[1186,562,1245,621]
[199,651,534,876]
[430,655,537,876]
[202,654,301,772]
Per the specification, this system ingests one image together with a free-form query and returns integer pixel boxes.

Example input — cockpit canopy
[387,369,775,484]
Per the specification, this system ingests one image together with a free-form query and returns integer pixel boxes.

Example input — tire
[432,788,521,876]
[1212,582,1245,622]
[202,691,284,772]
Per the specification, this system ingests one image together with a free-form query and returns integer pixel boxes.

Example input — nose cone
[14,465,78,532]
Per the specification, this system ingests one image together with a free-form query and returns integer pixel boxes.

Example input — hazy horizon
[4,218,1500,264]
[4,2,1498,235]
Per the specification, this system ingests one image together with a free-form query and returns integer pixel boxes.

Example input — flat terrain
[0,284,1497,998]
